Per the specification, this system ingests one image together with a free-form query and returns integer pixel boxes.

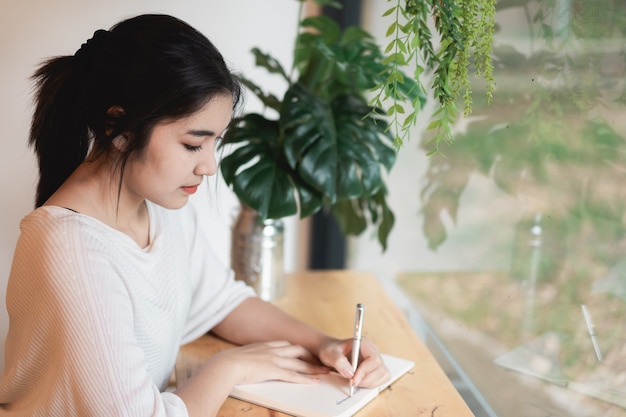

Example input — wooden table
[176,270,475,417]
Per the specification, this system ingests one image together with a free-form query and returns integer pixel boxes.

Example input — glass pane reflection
[389,1,626,416]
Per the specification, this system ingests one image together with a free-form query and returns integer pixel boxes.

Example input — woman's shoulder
[18,206,125,252]
[10,208,106,286]
[21,205,99,232]
[20,205,83,230]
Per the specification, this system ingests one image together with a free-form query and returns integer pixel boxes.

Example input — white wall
[0,0,303,370]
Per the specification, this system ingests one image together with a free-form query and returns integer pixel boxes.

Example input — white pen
[349,303,364,397]
[581,304,602,362]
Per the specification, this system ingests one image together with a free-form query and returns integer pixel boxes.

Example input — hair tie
[74,29,110,69]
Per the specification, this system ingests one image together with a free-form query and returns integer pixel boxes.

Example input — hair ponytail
[29,30,110,208]
[29,56,90,208]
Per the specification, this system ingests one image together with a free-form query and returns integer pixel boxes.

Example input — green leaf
[332,95,395,198]
[376,191,395,252]
[542,23,554,41]
[220,114,298,219]
[237,76,283,112]
[384,40,397,54]
[382,6,396,17]
[295,182,324,218]
[220,144,258,186]
[383,52,406,66]
[340,26,374,45]
[300,16,341,45]
[403,111,417,127]
[232,158,298,219]
[250,48,290,81]
[298,131,338,199]
[361,187,396,251]
[331,188,395,251]
[281,84,338,200]
[426,118,441,130]
[333,199,367,237]
[221,113,279,146]
[342,142,381,197]
[396,39,408,54]
[335,159,365,200]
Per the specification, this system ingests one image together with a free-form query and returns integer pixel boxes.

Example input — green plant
[375,0,497,152]
[221,1,425,250]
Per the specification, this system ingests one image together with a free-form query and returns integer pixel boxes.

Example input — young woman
[0,14,390,417]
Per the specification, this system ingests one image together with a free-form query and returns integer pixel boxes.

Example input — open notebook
[229,353,414,417]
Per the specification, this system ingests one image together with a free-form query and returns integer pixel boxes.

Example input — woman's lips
[181,185,199,195]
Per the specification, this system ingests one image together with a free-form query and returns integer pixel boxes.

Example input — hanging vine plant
[371,0,497,152]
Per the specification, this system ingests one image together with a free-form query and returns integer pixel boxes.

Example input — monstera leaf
[221,113,324,220]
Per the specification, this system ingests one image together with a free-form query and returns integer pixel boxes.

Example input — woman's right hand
[213,340,330,385]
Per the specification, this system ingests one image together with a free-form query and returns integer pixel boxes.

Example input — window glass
[354,1,626,416]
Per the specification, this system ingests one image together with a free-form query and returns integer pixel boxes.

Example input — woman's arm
[211,297,331,354]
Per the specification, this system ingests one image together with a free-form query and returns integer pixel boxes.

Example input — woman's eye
[184,144,202,152]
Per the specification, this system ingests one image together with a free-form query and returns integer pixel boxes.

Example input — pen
[581,304,602,362]
[350,303,364,397]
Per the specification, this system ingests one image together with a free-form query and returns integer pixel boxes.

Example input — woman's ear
[105,105,126,137]
[112,134,128,151]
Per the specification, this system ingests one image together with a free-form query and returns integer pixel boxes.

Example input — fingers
[351,337,391,388]
[352,355,390,388]
[259,341,325,371]
[316,338,354,378]
[232,341,329,385]
[317,336,391,389]
[274,350,329,377]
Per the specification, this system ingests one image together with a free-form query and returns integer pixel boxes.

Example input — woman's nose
[194,149,218,177]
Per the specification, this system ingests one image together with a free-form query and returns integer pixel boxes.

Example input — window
[354,1,626,416]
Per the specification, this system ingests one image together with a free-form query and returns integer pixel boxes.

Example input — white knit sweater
[0,202,255,416]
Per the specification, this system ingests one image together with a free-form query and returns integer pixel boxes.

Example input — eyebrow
[186,129,215,137]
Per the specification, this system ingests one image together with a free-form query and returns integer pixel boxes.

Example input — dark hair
[29,14,242,207]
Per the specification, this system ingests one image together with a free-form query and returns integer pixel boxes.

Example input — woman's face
[122,95,233,210]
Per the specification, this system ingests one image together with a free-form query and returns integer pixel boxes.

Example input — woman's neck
[45,156,151,248]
